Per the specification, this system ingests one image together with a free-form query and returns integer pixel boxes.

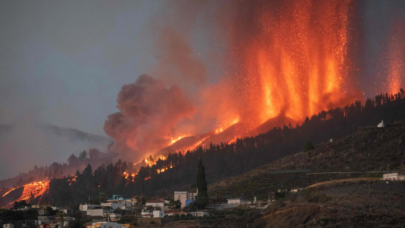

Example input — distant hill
[42,125,112,143]
[0,125,113,188]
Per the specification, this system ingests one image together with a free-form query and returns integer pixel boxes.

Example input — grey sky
[0,1,166,179]
[0,0,159,135]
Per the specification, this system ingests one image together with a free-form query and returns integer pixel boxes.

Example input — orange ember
[387,21,405,94]
[221,0,357,130]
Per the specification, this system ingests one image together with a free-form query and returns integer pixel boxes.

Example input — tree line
[46,90,405,206]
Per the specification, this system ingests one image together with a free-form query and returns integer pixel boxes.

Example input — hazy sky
[0,0,161,135]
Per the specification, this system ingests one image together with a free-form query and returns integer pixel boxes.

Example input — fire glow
[104,0,405,179]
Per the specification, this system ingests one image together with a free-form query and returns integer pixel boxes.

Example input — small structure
[86,208,113,217]
[79,204,99,211]
[290,188,303,193]
[227,198,250,205]
[141,207,165,218]
[330,138,333,143]
[3,224,14,228]
[189,211,209,217]
[377,120,385,128]
[145,199,170,211]
[38,209,50,216]
[101,201,131,210]
[383,173,405,181]
[174,191,198,209]
[153,209,165,218]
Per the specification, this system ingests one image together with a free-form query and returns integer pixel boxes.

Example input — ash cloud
[104,74,195,160]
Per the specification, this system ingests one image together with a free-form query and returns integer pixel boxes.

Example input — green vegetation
[305,141,315,152]
[195,159,209,209]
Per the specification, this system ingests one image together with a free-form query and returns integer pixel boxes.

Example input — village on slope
[1,120,405,227]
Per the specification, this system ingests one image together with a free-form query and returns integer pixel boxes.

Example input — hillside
[208,121,405,198]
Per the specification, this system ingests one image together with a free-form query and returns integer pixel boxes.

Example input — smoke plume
[104,74,195,160]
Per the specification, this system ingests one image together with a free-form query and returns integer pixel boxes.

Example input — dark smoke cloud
[104,74,195,160]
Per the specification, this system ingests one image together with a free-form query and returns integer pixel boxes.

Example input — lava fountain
[224,0,357,128]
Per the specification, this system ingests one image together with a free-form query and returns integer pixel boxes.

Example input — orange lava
[169,135,187,146]
[229,0,354,126]
[5,181,50,205]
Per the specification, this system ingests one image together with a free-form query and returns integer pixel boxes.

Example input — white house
[153,209,165,218]
[101,201,131,210]
[86,208,112,217]
[377,120,385,128]
[141,207,153,218]
[145,200,170,211]
[291,188,303,193]
[145,200,164,208]
[227,198,250,205]
[383,173,405,181]
[79,204,99,211]
[3,224,14,228]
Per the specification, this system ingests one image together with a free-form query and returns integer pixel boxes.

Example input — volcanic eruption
[102,0,405,170]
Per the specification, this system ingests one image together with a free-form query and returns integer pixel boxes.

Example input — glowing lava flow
[17,181,50,202]
[169,135,187,146]
[1,181,51,207]
[1,187,17,198]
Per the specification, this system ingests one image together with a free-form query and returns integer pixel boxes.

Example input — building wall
[80,204,99,211]
[174,192,187,208]
[86,209,109,217]
[383,173,405,180]
[145,202,164,208]
[227,199,241,204]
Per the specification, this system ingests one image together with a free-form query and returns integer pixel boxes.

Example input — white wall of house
[3,224,15,228]
[79,204,99,211]
[153,210,164,218]
[145,202,164,208]
[227,198,241,204]
[383,173,405,181]
[101,202,130,210]
[86,209,111,217]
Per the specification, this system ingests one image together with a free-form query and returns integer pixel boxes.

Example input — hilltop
[209,120,405,198]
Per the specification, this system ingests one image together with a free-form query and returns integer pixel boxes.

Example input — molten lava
[169,135,187,146]
[17,181,50,202]
[227,0,355,127]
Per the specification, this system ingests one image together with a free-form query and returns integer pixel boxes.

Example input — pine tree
[195,159,208,209]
